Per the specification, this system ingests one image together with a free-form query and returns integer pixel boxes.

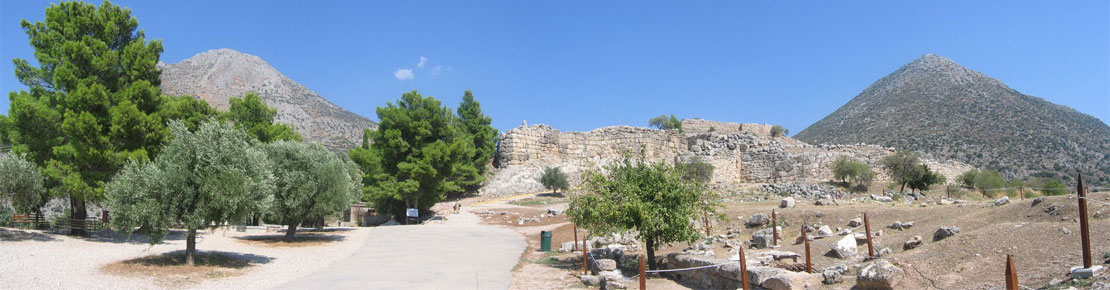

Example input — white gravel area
[0,226,372,289]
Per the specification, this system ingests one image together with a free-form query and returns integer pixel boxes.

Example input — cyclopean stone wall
[482,120,974,197]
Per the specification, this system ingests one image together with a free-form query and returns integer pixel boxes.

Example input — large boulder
[933,226,960,242]
[856,259,904,290]
[829,235,858,258]
[753,234,775,249]
[848,218,863,228]
[817,225,833,236]
[780,197,796,208]
[994,196,1010,206]
[747,213,770,227]
[748,267,822,290]
[596,259,618,271]
[822,264,850,285]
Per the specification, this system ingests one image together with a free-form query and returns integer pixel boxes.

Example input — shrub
[540,167,569,194]
[958,169,979,188]
[974,170,1005,193]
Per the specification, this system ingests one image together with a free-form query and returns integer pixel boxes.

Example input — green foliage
[158,95,220,131]
[649,114,683,132]
[833,156,875,192]
[957,169,979,188]
[880,151,922,192]
[1040,179,1068,196]
[105,120,273,265]
[567,153,707,269]
[906,164,945,192]
[539,167,569,194]
[263,141,361,241]
[0,153,48,214]
[454,90,498,192]
[7,1,166,219]
[362,91,470,218]
[678,157,715,184]
[974,170,1005,193]
[228,93,301,143]
[770,125,788,138]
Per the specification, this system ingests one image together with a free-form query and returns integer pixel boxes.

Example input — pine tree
[454,90,498,192]
[6,1,166,227]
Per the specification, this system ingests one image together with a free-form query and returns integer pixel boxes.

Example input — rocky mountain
[795,54,1110,185]
[158,48,376,150]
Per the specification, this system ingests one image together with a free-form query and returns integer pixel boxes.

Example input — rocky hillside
[795,54,1110,185]
[159,49,376,150]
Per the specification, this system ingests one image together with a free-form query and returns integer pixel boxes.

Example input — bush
[958,169,979,188]
[1041,179,1068,196]
[679,158,715,184]
[649,114,683,132]
[974,170,1005,193]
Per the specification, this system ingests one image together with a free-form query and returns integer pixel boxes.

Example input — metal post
[802,225,811,273]
[947,185,951,199]
[1019,185,1024,200]
[864,212,875,258]
[771,209,778,247]
[738,245,750,290]
[1005,254,1018,290]
[573,224,579,252]
[639,255,647,290]
[1078,174,1092,268]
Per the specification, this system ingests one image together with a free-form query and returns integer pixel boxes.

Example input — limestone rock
[856,259,904,290]
[822,264,850,284]
[830,235,858,259]
[817,225,833,236]
[994,196,1010,206]
[597,259,617,271]
[780,196,796,208]
[933,226,960,242]
[747,213,770,227]
[1032,196,1046,207]
[903,236,923,250]
[848,218,863,228]
[581,275,600,286]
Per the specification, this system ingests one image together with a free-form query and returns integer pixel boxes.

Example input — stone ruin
[482,119,974,197]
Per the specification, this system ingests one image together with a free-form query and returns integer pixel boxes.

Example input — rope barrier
[1078,195,1110,206]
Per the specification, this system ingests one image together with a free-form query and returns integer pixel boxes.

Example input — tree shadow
[119,250,274,268]
[235,232,346,247]
[0,227,58,242]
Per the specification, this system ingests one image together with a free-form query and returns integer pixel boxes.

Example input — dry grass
[101,251,272,286]
[235,232,347,247]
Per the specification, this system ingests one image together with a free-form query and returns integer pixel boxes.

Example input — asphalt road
[277,211,526,290]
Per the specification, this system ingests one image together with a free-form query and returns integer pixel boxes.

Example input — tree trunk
[186,228,197,266]
[284,221,300,242]
[646,236,657,270]
[70,197,87,235]
[899,183,906,193]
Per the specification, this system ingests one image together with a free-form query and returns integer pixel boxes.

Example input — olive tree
[0,153,48,217]
[568,152,707,270]
[539,166,569,194]
[263,141,361,242]
[105,120,274,266]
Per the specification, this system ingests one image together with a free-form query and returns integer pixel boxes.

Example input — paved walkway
[277,210,526,290]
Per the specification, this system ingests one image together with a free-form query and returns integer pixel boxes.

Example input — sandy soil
[476,188,1110,290]
[0,226,372,289]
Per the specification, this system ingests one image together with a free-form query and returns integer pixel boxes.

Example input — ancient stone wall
[484,121,974,196]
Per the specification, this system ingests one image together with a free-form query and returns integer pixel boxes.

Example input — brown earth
[100,251,267,287]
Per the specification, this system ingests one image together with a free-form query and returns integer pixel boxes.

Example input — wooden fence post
[573,224,579,252]
[738,245,750,290]
[583,234,589,275]
[771,209,778,247]
[947,184,951,199]
[639,255,647,290]
[1005,254,1018,290]
[802,225,811,273]
[1078,174,1092,269]
[864,212,875,258]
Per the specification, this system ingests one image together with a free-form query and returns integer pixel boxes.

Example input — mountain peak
[795,55,1110,185]
[159,49,376,151]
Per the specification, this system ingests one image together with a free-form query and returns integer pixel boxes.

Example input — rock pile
[760,183,852,199]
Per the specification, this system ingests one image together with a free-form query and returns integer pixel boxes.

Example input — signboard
[406,208,419,218]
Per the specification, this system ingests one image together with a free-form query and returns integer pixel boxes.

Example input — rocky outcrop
[484,119,974,196]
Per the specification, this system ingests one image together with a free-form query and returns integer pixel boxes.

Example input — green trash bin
[540,230,552,252]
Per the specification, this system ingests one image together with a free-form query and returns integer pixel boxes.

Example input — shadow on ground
[0,227,57,242]
[118,250,275,268]
[236,232,347,247]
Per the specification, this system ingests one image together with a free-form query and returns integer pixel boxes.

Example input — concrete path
[277,210,526,290]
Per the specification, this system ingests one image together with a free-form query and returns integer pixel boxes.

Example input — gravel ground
[0,226,372,289]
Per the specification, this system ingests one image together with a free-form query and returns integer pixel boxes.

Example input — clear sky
[2,1,1108,134]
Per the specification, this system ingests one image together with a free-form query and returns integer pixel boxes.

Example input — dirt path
[277,211,526,290]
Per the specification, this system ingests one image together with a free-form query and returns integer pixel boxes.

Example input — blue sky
[2,1,1108,134]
